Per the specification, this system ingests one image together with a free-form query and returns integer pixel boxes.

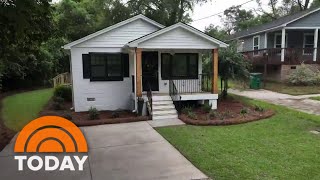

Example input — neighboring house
[230,7,320,81]
[63,14,228,120]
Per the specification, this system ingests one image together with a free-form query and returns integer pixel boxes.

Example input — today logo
[14,116,88,171]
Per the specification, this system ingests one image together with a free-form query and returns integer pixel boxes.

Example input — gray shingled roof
[229,7,320,40]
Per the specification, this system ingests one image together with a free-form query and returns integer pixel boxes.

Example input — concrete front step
[153,96,172,101]
[153,114,178,120]
[153,109,177,115]
[153,104,175,110]
[153,100,173,105]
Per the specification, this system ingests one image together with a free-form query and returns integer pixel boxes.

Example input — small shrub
[111,112,120,118]
[207,110,217,120]
[54,85,72,102]
[88,107,99,120]
[254,105,264,112]
[202,103,212,113]
[52,102,63,110]
[187,111,197,120]
[288,64,320,86]
[182,107,193,114]
[240,108,248,115]
[218,111,232,120]
[53,96,64,103]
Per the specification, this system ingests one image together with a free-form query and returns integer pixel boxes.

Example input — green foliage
[219,44,251,98]
[201,103,212,113]
[182,106,193,114]
[240,107,248,115]
[254,105,265,112]
[187,111,197,120]
[207,110,217,119]
[88,107,100,120]
[52,96,65,110]
[0,0,55,90]
[111,112,120,118]
[54,85,72,102]
[288,64,320,86]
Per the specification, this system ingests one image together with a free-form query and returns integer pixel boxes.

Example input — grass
[262,81,320,95]
[157,96,320,180]
[2,88,54,131]
[310,96,320,101]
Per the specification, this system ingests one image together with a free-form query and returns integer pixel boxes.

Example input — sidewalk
[229,89,320,116]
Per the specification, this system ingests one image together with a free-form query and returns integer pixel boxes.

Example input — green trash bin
[250,73,262,89]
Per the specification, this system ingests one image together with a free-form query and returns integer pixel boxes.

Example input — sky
[52,0,269,31]
[190,0,262,31]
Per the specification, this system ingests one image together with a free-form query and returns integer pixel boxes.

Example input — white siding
[138,28,219,49]
[75,19,160,48]
[71,47,135,112]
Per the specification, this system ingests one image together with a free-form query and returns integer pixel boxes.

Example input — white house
[63,14,228,120]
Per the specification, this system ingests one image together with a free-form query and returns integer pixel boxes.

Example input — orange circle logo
[14,116,88,153]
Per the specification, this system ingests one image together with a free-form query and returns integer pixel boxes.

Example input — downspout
[133,48,137,112]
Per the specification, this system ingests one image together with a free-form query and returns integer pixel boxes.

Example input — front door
[142,52,159,91]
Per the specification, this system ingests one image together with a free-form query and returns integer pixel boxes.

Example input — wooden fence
[53,72,71,87]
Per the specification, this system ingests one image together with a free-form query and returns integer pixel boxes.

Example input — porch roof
[127,23,228,49]
[229,7,320,40]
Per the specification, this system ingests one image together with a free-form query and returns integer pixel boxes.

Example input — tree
[0,0,54,90]
[218,44,251,98]
[220,5,272,34]
[205,25,228,41]
[127,0,209,26]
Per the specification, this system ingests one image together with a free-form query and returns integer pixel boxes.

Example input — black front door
[142,52,159,91]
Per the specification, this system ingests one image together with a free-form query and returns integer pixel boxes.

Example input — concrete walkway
[0,121,207,180]
[230,89,320,115]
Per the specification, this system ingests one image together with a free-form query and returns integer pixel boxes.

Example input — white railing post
[281,28,286,62]
[314,28,318,62]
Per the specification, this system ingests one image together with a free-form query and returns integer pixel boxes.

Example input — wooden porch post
[281,28,286,62]
[212,49,219,94]
[314,28,318,62]
[136,48,142,97]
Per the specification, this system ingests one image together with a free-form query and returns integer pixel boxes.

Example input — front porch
[243,28,320,65]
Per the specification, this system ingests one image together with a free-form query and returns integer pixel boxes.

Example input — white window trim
[303,33,314,55]
[274,33,288,48]
[253,35,260,55]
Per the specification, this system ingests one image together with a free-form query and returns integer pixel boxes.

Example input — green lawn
[157,96,320,180]
[262,81,320,95]
[2,88,53,131]
[310,96,320,101]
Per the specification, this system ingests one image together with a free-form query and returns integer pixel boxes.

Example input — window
[303,33,314,55]
[237,40,244,52]
[161,53,198,80]
[253,36,260,55]
[82,53,129,81]
[122,54,129,77]
[274,33,287,49]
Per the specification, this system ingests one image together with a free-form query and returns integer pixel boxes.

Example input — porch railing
[172,74,212,94]
[169,79,182,113]
[146,82,153,115]
[242,48,320,65]
[53,72,71,88]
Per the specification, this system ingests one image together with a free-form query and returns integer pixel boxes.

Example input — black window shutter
[122,53,129,77]
[82,54,90,79]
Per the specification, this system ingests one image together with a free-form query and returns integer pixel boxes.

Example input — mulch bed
[179,98,275,126]
[40,98,149,126]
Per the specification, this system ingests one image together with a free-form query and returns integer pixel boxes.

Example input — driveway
[230,89,320,115]
[0,122,207,180]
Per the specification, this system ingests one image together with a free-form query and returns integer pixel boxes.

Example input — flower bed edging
[179,110,275,126]
[72,116,150,127]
